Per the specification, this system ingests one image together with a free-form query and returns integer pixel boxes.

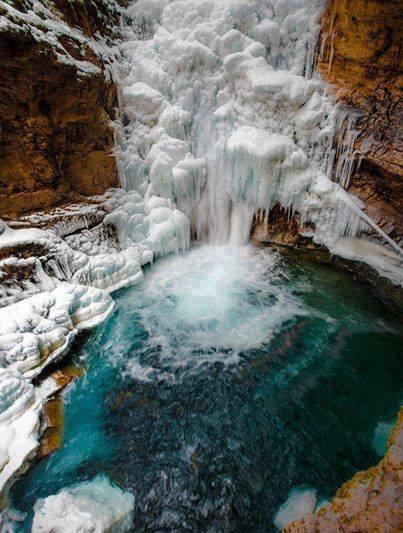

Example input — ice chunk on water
[274,487,317,530]
[32,475,135,533]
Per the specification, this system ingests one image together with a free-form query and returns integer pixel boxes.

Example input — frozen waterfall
[113,0,402,279]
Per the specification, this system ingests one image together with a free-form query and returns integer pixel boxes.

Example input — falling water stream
[10,245,402,531]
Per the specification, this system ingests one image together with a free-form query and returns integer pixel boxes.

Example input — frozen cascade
[114,0,402,278]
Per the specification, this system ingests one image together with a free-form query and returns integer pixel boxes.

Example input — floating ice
[32,475,135,533]
[274,487,317,530]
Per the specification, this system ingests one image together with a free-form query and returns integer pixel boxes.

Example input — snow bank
[32,475,135,533]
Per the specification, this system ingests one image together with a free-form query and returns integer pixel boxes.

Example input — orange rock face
[0,1,121,218]
[318,0,403,245]
[283,409,403,532]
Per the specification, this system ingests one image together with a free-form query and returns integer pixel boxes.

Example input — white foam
[125,245,307,378]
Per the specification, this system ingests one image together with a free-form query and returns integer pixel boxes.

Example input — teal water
[10,245,402,531]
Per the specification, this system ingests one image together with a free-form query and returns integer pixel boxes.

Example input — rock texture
[252,206,318,249]
[318,0,403,245]
[283,409,403,532]
[0,0,124,217]
[38,365,84,459]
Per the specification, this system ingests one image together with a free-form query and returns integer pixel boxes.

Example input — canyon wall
[0,0,124,217]
[318,0,402,246]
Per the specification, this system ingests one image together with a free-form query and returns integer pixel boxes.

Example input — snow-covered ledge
[0,283,115,500]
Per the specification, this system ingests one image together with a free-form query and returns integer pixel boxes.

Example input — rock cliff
[0,0,124,217]
[318,0,402,244]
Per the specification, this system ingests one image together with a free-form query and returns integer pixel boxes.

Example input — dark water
[10,246,402,531]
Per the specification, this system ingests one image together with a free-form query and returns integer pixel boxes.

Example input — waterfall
[115,0,403,264]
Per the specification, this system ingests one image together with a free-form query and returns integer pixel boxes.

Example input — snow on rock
[32,475,135,533]
[0,283,114,376]
[0,0,122,77]
[0,370,61,496]
[0,188,190,307]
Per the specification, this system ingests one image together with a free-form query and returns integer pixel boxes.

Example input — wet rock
[39,364,84,459]
[251,206,318,249]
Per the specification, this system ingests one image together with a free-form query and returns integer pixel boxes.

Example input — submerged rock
[32,475,135,533]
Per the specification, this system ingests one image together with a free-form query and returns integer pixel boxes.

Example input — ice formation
[32,475,135,533]
[0,279,115,496]
[115,0,402,279]
[0,186,189,495]
[0,283,115,376]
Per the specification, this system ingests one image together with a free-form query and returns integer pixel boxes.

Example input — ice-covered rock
[0,284,114,376]
[0,183,193,500]
[0,370,61,496]
[32,475,135,533]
